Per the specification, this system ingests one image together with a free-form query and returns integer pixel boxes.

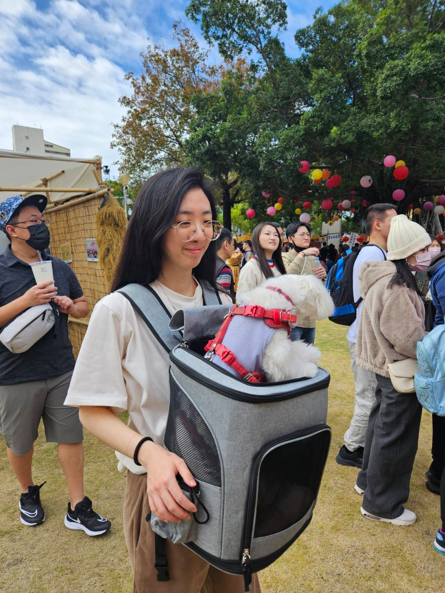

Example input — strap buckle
[220,348,236,365]
[244,305,265,318]
[155,560,170,582]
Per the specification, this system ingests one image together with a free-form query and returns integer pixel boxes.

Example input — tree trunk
[222,184,232,231]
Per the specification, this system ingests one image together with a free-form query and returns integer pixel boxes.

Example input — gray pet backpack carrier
[119,282,331,591]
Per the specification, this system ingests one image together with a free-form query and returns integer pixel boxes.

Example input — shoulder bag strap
[201,280,222,306]
[118,284,181,354]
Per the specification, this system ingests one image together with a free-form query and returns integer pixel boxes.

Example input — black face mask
[24,224,51,251]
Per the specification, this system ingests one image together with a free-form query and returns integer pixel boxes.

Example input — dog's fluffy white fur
[238,274,334,382]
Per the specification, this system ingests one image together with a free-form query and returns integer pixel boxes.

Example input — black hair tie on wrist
[133,436,153,466]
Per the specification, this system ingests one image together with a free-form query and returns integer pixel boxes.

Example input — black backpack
[325,245,386,326]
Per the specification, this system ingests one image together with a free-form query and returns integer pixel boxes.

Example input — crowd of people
[0,168,444,592]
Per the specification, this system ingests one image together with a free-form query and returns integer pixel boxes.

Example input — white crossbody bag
[0,303,58,354]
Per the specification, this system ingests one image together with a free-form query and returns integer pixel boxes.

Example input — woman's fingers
[175,457,196,487]
[168,478,197,514]
[161,487,193,521]
[150,492,182,524]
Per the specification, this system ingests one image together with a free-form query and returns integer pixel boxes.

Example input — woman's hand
[313,266,326,279]
[139,441,197,523]
[298,247,319,258]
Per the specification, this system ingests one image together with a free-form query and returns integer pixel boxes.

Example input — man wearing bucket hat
[354,214,430,525]
[0,195,111,536]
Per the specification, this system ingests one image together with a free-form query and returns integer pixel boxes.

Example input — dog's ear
[309,278,335,320]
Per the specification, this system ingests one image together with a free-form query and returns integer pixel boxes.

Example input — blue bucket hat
[0,194,47,233]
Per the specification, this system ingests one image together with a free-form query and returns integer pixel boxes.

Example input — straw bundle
[96,194,127,286]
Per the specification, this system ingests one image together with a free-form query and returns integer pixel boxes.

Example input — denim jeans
[290,326,316,345]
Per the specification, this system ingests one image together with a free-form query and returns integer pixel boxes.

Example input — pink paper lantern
[325,178,333,189]
[384,155,397,168]
[262,191,271,198]
[298,161,310,173]
[438,195,445,206]
[360,176,373,188]
[267,206,276,216]
[392,189,405,201]
[423,201,434,211]
[300,213,311,223]
[342,200,351,209]
[321,199,333,210]
[246,209,256,219]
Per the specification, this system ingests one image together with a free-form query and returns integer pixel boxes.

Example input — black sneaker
[64,496,111,536]
[425,471,441,495]
[336,445,364,468]
[19,482,46,526]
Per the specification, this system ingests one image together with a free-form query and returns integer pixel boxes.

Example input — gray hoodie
[356,261,426,377]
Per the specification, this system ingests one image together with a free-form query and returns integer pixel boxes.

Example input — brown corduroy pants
[123,471,262,593]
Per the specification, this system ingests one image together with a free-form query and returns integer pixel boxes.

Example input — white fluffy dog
[235,274,334,382]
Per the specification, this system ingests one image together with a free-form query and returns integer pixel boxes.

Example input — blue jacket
[428,252,445,327]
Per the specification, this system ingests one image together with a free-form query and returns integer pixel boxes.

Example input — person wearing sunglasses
[64,169,259,592]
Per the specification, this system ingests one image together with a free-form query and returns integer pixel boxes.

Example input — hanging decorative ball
[357,236,366,243]
[437,234,444,241]
[322,169,331,179]
[295,208,302,215]
[360,176,373,188]
[246,208,256,218]
[333,215,340,221]
[325,178,333,189]
[393,189,405,201]
[321,199,333,210]
[267,206,276,216]
[351,199,355,203]
[338,203,344,211]
[439,195,445,206]
[408,204,414,210]
[351,191,357,195]
[298,161,310,173]
[274,202,282,211]
[341,236,350,243]
[303,201,312,209]
[278,197,285,204]
[331,174,342,187]
[435,205,444,215]
[414,207,421,215]
[328,221,334,226]
[424,201,434,210]
[312,169,323,180]
[342,200,352,209]
[314,178,322,185]
[300,213,311,223]
[395,160,405,168]
[394,166,409,180]
[362,200,369,207]
[434,196,439,202]
[262,191,271,198]
[384,155,397,168]
[351,208,356,213]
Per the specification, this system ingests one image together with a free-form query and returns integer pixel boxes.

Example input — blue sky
[0,0,337,176]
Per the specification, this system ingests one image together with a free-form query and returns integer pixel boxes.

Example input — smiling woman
[63,167,260,592]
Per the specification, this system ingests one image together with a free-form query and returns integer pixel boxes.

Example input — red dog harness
[205,291,297,383]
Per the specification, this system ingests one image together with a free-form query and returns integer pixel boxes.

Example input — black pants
[430,414,445,478]
[357,374,422,519]
[442,469,445,531]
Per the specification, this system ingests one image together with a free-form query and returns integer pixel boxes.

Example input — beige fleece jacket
[282,250,316,328]
[356,261,426,378]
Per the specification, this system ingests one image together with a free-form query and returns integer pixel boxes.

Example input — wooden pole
[0,186,102,193]
[45,188,110,213]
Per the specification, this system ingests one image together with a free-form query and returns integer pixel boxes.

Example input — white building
[12,125,71,157]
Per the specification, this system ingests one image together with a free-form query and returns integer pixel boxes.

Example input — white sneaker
[354,484,365,495]
[360,507,416,526]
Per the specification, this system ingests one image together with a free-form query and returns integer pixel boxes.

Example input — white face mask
[429,247,441,259]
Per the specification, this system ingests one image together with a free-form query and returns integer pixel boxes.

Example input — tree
[111,24,222,183]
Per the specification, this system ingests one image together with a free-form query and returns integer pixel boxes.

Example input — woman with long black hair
[64,168,260,592]
[355,215,430,526]
[237,222,285,297]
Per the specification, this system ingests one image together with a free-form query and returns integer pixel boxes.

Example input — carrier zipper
[241,424,331,566]
[171,349,330,404]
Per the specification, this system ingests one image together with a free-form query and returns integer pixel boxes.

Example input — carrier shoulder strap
[118,281,221,354]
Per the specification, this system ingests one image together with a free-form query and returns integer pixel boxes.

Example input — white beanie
[387,215,431,261]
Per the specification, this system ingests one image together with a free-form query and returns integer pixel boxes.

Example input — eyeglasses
[295,232,311,238]
[170,220,222,243]
[11,218,49,228]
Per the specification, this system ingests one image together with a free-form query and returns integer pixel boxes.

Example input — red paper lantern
[362,200,369,207]
[409,204,414,210]
[325,178,333,189]
[437,234,444,241]
[351,208,356,213]
[338,203,344,211]
[351,191,357,195]
[303,201,312,209]
[246,209,256,219]
[393,166,409,180]
[298,161,310,173]
[278,197,284,204]
[321,199,333,210]
[331,174,342,187]
[342,236,350,243]
[314,178,322,185]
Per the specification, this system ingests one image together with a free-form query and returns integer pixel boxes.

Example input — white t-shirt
[237,258,281,299]
[346,245,386,344]
[65,280,231,474]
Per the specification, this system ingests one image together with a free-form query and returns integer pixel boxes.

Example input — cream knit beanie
[387,215,431,261]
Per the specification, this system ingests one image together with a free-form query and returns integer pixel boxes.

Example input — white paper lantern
[434,205,444,215]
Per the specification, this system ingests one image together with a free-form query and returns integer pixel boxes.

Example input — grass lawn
[0,319,443,592]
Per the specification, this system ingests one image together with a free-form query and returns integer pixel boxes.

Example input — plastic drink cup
[30,261,54,288]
